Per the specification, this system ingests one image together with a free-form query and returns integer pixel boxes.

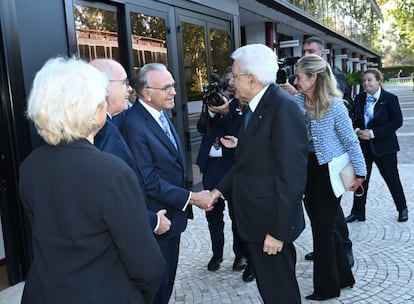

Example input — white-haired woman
[19,57,164,304]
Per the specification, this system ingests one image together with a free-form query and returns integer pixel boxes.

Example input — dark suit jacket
[196,99,240,174]
[19,139,164,304]
[95,116,157,229]
[121,101,189,241]
[216,84,308,244]
[354,87,402,157]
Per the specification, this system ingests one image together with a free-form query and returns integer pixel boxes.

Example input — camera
[276,56,300,84]
[202,73,229,107]
[276,69,287,84]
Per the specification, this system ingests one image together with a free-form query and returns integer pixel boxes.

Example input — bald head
[89,59,131,116]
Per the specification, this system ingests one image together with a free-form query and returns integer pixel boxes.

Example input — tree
[376,0,414,66]
[389,0,414,62]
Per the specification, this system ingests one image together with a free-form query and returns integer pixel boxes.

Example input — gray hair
[135,63,168,97]
[231,44,278,85]
[27,56,108,145]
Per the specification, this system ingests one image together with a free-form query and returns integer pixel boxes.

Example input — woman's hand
[357,129,372,140]
[350,177,365,197]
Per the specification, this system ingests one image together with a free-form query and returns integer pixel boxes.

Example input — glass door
[177,11,231,188]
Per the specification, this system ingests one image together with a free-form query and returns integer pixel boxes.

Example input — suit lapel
[242,85,275,133]
[238,85,275,151]
[136,103,185,167]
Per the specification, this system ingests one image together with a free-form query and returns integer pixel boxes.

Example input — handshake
[189,189,224,211]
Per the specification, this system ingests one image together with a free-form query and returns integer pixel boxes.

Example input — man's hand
[220,135,238,148]
[279,81,298,96]
[263,234,284,255]
[154,209,171,235]
[190,190,215,211]
[210,189,223,203]
[208,96,229,115]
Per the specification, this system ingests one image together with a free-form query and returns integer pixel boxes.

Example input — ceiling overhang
[239,0,381,59]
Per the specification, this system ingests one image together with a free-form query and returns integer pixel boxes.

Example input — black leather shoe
[242,264,255,282]
[305,293,338,301]
[305,251,314,261]
[207,256,223,272]
[233,256,248,271]
[345,214,365,223]
[398,208,408,222]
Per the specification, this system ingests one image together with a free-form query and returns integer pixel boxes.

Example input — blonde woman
[293,54,366,301]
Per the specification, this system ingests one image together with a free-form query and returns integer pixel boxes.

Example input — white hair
[27,56,108,145]
[231,44,279,85]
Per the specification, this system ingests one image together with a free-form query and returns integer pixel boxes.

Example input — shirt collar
[247,85,269,112]
[138,98,164,124]
[368,87,381,101]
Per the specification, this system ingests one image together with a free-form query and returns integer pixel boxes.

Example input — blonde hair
[27,56,108,145]
[296,54,342,119]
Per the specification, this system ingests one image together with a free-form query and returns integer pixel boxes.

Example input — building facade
[0,0,381,287]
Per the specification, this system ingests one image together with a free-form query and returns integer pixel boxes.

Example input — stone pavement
[169,86,414,303]
[0,86,413,304]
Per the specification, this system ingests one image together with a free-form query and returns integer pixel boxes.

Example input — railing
[385,77,414,86]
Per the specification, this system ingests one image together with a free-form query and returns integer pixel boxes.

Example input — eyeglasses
[110,78,130,87]
[145,83,177,94]
[231,73,249,79]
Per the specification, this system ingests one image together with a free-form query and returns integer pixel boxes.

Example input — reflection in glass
[130,13,167,74]
[210,28,230,78]
[73,4,119,61]
[182,22,207,102]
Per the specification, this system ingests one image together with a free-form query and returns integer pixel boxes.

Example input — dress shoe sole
[207,258,223,272]
[305,294,339,301]
[345,215,365,223]
[304,252,314,261]
[233,257,248,271]
[242,274,255,282]
[242,267,255,282]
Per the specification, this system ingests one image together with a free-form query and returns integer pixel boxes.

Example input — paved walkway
[1,86,413,303]
[170,86,414,303]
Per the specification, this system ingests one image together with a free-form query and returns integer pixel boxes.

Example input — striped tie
[159,112,177,149]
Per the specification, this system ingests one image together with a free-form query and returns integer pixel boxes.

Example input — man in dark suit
[196,67,251,279]
[121,63,214,304]
[211,44,308,303]
[90,59,170,235]
[280,36,355,267]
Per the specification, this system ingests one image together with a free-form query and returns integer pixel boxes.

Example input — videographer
[196,67,253,282]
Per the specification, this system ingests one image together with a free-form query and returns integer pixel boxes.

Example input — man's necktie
[159,112,177,149]
[364,96,376,127]
[243,107,252,130]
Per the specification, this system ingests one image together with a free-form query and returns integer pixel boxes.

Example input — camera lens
[206,92,224,106]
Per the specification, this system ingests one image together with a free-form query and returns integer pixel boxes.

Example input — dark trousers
[247,242,300,304]
[153,236,180,304]
[336,206,352,255]
[203,157,248,259]
[351,145,407,217]
[304,153,354,298]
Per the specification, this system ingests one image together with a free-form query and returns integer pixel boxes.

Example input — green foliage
[382,0,414,65]
[345,70,363,86]
[381,66,414,80]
